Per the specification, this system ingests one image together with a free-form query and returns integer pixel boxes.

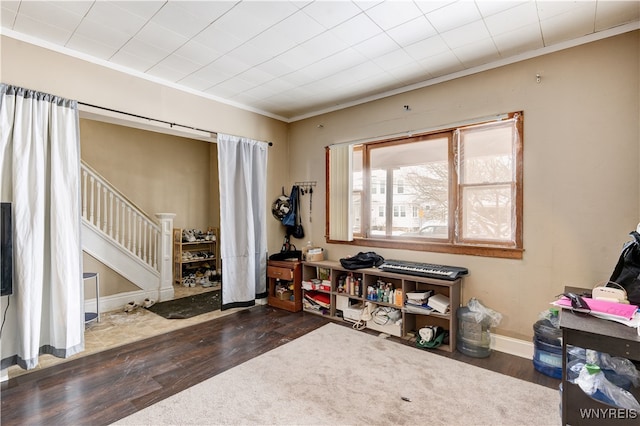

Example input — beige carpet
[115,323,560,426]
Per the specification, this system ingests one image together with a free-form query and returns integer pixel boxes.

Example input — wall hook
[536,73,541,84]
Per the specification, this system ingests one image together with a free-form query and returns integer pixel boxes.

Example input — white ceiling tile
[540,4,597,46]
[73,18,131,51]
[353,1,385,12]
[484,2,539,37]
[417,49,465,77]
[365,0,423,30]
[213,1,298,42]
[536,1,596,21]
[292,48,367,82]
[146,62,191,83]
[302,1,362,29]
[331,13,382,45]
[276,44,321,70]
[186,63,234,88]
[404,35,450,61]
[211,77,255,97]
[13,14,72,45]
[173,40,224,66]
[353,32,398,59]
[84,1,147,37]
[16,1,84,33]
[425,1,482,33]
[453,37,501,68]
[66,33,120,60]
[386,15,438,47]
[492,23,543,57]
[244,27,298,60]
[118,38,172,70]
[1,3,18,28]
[235,67,277,87]
[215,53,258,76]
[52,1,95,16]
[193,24,245,56]
[441,20,490,49]
[414,1,457,15]
[226,41,278,69]
[178,74,217,92]
[134,22,189,53]
[269,10,326,45]
[151,54,203,79]
[299,31,349,62]
[241,83,282,101]
[595,0,640,31]
[372,48,417,71]
[385,63,430,85]
[254,58,298,79]
[111,1,165,20]
[152,1,236,38]
[475,0,529,18]
[110,49,157,73]
[1,1,19,13]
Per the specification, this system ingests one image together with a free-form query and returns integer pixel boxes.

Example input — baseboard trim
[492,333,534,360]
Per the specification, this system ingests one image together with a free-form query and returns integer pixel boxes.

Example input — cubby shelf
[301,260,462,352]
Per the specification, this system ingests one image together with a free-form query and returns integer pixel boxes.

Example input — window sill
[326,237,523,260]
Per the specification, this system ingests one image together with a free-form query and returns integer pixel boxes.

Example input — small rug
[147,290,220,319]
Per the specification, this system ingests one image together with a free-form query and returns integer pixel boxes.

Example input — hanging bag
[291,185,305,239]
[609,231,640,306]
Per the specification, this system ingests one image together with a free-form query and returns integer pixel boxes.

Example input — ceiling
[1,1,639,122]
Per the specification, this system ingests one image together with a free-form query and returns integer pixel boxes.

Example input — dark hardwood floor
[1,305,559,425]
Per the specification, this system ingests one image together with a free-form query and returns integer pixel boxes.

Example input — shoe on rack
[142,298,156,308]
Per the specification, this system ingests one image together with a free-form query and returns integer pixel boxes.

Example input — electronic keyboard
[378,259,468,281]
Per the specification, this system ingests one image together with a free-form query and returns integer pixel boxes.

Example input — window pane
[370,169,387,236]
[461,185,513,241]
[370,138,449,238]
[460,123,514,184]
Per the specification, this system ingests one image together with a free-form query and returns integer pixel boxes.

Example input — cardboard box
[276,290,292,301]
[305,248,325,262]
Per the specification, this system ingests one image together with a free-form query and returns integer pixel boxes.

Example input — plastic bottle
[532,308,563,378]
[457,306,492,358]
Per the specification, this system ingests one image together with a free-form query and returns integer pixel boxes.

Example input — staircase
[81,161,174,309]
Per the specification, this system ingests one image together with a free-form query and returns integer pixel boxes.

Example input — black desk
[560,288,640,425]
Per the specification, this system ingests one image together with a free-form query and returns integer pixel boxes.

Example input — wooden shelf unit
[267,260,302,313]
[173,227,219,286]
[301,260,462,352]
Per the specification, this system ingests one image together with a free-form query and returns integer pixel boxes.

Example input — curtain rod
[78,101,273,146]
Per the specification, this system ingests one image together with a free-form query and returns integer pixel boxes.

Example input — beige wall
[288,31,640,340]
[1,31,639,342]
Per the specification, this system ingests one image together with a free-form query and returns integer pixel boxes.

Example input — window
[326,112,523,259]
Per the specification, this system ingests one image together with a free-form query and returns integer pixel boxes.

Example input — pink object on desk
[554,296,638,320]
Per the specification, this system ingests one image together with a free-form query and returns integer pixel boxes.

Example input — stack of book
[404,290,434,314]
[303,291,330,313]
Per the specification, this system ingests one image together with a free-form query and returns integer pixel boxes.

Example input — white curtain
[329,144,353,241]
[217,133,268,309]
[0,84,83,370]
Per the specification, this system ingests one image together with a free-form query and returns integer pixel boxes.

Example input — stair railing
[81,161,160,271]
